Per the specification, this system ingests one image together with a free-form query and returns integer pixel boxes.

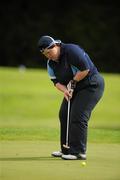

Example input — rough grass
[0,67,120,143]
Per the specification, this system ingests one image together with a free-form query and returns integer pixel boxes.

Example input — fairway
[0,67,120,180]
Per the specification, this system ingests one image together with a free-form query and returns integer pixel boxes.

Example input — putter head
[63,144,70,149]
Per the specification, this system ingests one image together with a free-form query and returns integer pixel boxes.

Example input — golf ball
[81,161,86,166]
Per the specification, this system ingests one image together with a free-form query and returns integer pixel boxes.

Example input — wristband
[70,79,77,89]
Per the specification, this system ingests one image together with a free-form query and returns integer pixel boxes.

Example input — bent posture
[38,35,105,160]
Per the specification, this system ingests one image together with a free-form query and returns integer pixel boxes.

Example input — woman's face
[42,45,60,61]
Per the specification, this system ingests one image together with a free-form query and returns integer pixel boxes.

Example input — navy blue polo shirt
[47,43,98,88]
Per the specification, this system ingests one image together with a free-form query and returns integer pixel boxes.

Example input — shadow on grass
[0,156,61,161]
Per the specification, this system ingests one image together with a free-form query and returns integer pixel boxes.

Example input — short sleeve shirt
[47,43,98,86]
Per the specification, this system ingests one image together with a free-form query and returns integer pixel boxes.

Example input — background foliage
[0,1,120,72]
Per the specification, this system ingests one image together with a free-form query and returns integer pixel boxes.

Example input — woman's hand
[55,82,73,101]
[64,89,73,101]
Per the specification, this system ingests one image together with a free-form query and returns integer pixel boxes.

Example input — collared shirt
[47,43,98,87]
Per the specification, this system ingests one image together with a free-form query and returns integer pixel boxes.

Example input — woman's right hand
[55,83,73,101]
[64,89,73,101]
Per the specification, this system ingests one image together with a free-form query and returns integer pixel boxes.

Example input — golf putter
[63,98,71,149]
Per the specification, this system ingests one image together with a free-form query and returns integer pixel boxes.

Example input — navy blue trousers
[59,74,104,155]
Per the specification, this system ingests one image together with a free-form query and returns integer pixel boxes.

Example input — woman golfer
[38,35,104,160]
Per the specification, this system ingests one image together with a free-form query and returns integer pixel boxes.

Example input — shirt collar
[59,43,66,59]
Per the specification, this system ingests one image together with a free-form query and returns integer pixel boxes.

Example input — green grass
[0,67,120,180]
[0,141,120,180]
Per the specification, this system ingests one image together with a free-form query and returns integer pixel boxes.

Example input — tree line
[0,1,119,72]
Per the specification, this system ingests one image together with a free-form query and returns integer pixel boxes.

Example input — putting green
[0,68,120,180]
[0,141,120,180]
